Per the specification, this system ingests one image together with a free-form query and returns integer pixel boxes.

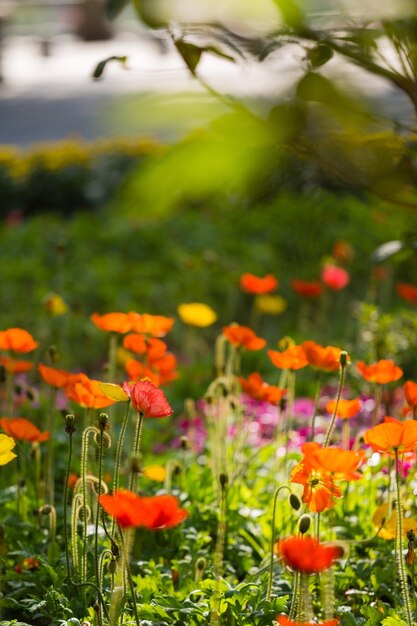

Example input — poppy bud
[219,473,228,490]
[48,344,60,364]
[97,413,109,431]
[107,557,117,574]
[289,493,301,511]
[64,414,76,435]
[180,436,188,451]
[280,396,287,412]
[340,351,348,368]
[298,514,312,535]
[196,557,206,571]
[129,454,143,474]
[39,505,52,515]
[111,541,120,557]
[94,430,111,449]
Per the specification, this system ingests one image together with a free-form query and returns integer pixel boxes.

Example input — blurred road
[0,32,414,145]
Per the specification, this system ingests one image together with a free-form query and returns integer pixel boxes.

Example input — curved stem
[267,486,291,601]
[395,449,413,626]
[323,363,346,447]
[118,525,141,626]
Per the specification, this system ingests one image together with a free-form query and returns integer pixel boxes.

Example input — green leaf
[105,0,130,20]
[382,617,408,626]
[306,43,334,69]
[92,56,127,80]
[174,41,203,74]
[272,0,305,30]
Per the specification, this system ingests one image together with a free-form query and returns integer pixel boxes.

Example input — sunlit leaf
[99,382,129,402]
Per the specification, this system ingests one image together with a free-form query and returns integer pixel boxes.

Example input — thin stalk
[118,525,140,626]
[63,429,73,580]
[46,387,57,505]
[129,412,144,492]
[373,383,382,426]
[95,430,105,595]
[267,486,291,601]
[323,361,346,447]
[289,571,300,620]
[395,449,413,626]
[80,426,97,584]
[111,401,131,536]
[107,332,118,383]
[310,372,322,441]
[342,419,350,450]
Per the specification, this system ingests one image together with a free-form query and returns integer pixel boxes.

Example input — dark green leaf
[174,41,203,74]
[105,0,130,20]
[92,56,127,80]
[306,43,334,68]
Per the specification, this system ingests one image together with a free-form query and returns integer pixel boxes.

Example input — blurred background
[2,0,417,391]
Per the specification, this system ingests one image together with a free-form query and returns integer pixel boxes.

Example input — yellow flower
[43,293,68,316]
[177,303,217,327]
[143,465,166,482]
[255,295,287,315]
[372,503,417,540]
[0,435,17,465]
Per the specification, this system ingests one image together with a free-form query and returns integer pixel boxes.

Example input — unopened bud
[298,514,312,535]
[340,351,348,368]
[64,414,76,435]
[39,505,52,515]
[180,436,188,451]
[111,541,120,557]
[108,557,117,574]
[48,345,59,364]
[97,413,109,431]
[289,493,301,511]
[196,557,206,571]
[219,473,228,490]
[94,430,111,449]
[129,454,142,474]
[280,397,287,412]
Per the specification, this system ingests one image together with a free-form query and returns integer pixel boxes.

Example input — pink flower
[321,265,350,291]
[122,379,174,418]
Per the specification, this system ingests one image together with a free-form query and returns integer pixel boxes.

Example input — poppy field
[2,257,417,626]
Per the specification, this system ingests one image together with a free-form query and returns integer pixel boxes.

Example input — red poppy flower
[276,617,339,626]
[38,363,80,389]
[364,417,417,455]
[99,490,187,530]
[239,373,286,405]
[321,266,350,291]
[65,374,116,409]
[0,417,49,443]
[223,325,266,351]
[302,341,344,372]
[291,280,323,298]
[240,273,278,295]
[326,398,361,419]
[277,536,342,574]
[397,282,417,305]
[90,312,134,334]
[0,357,33,374]
[0,328,38,353]
[122,379,174,418]
[356,359,403,384]
[268,346,308,371]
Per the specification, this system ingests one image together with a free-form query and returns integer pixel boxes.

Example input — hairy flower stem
[323,361,346,447]
[118,525,140,626]
[372,383,382,426]
[395,449,414,626]
[267,486,291,601]
[45,387,57,505]
[63,428,73,581]
[289,571,300,620]
[95,430,105,596]
[111,401,131,537]
[310,372,322,441]
[81,426,98,584]
[129,412,144,492]
[211,474,228,626]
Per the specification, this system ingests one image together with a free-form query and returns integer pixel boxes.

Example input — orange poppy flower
[223,325,266,351]
[404,381,417,410]
[239,372,286,405]
[100,490,187,529]
[0,417,49,443]
[123,333,147,354]
[0,328,38,354]
[125,360,160,387]
[90,312,133,334]
[0,356,33,374]
[397,282,417,305]
[38,363,80,389]
[364,417,417,455]
[302,341,344,372]
[356,359,403,384]
[268,346,308,371]
[291,280,323,298]
[130,314,174,338]
[122,379,174,418]
[276,618,339,626]
[277,536,342,574]
[240,273,278,295]
[290,442,364,512]
[65,374,116,409]
[148,353,178,385]
[326,398,361,419]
